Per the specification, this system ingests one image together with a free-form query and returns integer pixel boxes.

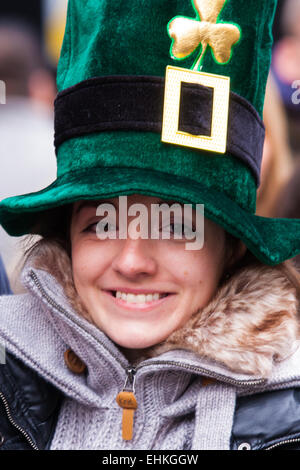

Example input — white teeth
[136,295,146,303]
[115,291,165,303]
[126,294,136,303]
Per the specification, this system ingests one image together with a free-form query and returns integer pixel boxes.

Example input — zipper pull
[116,367,138,441]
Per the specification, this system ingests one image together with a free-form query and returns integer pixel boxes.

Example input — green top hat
[1,0,300,266]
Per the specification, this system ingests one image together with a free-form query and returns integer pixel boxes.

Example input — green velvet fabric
[56,132,257,213]
[1,166,300,266]
[58,0,277,116]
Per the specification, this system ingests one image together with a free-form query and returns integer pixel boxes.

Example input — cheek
[71,240,113,286]
[181,254,218,285]
[159,247,222,298]
[175,239,226,295]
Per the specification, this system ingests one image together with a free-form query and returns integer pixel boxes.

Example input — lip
[102,289,175,311]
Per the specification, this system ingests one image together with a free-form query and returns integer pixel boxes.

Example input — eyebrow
[74,198,182,215]
[74,200,116,215]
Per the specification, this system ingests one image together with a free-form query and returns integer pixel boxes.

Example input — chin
[114,338,160,350]
[109,330,168,351]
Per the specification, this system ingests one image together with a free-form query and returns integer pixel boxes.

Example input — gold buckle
[161,65,230,154]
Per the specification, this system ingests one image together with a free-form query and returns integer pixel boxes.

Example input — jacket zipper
[116,367,138,440]
[118,364,266,442]
[264,437,300,450]
[135,360,266,388]
[0,391,39,450]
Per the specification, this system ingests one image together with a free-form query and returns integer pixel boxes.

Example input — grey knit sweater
[0,266,300,450]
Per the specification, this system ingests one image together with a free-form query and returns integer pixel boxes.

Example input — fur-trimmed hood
[27,241,300,379]
[144,263,300,378]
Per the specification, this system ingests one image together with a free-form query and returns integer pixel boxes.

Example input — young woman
[1,0,300,451]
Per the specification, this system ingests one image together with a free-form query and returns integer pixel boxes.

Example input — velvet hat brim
[1,164,300,266]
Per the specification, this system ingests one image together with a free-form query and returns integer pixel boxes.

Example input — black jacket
[1,351,300,451]
[0,352,62,450]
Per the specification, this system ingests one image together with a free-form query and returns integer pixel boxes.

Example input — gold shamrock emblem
[168,0,241,70]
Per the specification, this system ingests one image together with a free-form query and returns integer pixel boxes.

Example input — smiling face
[70,194,230,351]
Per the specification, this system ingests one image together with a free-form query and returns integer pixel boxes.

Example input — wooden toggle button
[202,377,216,387]
[64,348,87,374]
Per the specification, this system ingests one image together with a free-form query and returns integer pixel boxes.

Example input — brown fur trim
[26,240,300,378]
[145,264,300,377]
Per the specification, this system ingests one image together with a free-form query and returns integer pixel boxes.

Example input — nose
[111,237,157,279]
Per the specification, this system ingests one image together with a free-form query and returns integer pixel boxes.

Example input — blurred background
[0,0,299,293]
[0,0,67,291]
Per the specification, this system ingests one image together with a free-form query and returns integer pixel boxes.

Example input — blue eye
[161,223,195,237]
[96,221,117,234]
[171,223,184,234]
[83,220,116,234]
[83,222,98,233]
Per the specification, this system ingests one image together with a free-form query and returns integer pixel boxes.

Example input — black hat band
[54,76,265,186]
